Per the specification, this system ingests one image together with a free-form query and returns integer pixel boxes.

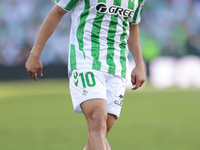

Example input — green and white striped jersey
[55,0,145,79]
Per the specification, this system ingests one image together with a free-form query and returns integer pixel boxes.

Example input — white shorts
[69,68,126,119]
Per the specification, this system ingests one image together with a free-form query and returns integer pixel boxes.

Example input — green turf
[0,79,200,150]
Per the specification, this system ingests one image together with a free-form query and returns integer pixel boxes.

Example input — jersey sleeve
[131,0,145,25]
[55,0,81,11]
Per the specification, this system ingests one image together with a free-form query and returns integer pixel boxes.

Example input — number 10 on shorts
[74,71,96,88]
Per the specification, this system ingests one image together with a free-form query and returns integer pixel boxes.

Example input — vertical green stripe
[119,19,128,78]
[128,0,135,27]
[65,0,81,10]
[132,1,141,24]
[106,15,117,74]
[76,0,90,58]
[128,0,135,9]
[139,0,144,3]
[91,0,106,70]
[70,44,76,70]
[106,0,121,74]
[55,0,80,11]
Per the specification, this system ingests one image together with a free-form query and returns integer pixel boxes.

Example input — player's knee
[89,112,107,132]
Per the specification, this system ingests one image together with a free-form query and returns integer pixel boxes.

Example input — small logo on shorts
[82,90,88,96]
[114,95,124,106]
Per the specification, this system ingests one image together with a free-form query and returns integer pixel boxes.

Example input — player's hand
[131,65,146,90]
[25,53,43,81]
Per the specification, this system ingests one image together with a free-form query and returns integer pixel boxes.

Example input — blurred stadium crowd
[0,0,200,67]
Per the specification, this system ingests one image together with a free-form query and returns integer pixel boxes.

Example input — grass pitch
[0,79,200,150]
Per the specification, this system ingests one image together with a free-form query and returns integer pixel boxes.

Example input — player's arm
[26,4,67,81]
[128,24,146,90]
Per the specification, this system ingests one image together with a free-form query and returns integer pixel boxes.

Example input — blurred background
[1,0,200,150]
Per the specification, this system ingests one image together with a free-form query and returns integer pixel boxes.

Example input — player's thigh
[81,98,107,130]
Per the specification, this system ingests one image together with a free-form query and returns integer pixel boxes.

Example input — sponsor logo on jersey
[95,3,135,18]
[114,95,124,106]
[96,3,107,13]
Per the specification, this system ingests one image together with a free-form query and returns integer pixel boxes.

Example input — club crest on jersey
[96,3,135,18]
[82,90,88,96]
